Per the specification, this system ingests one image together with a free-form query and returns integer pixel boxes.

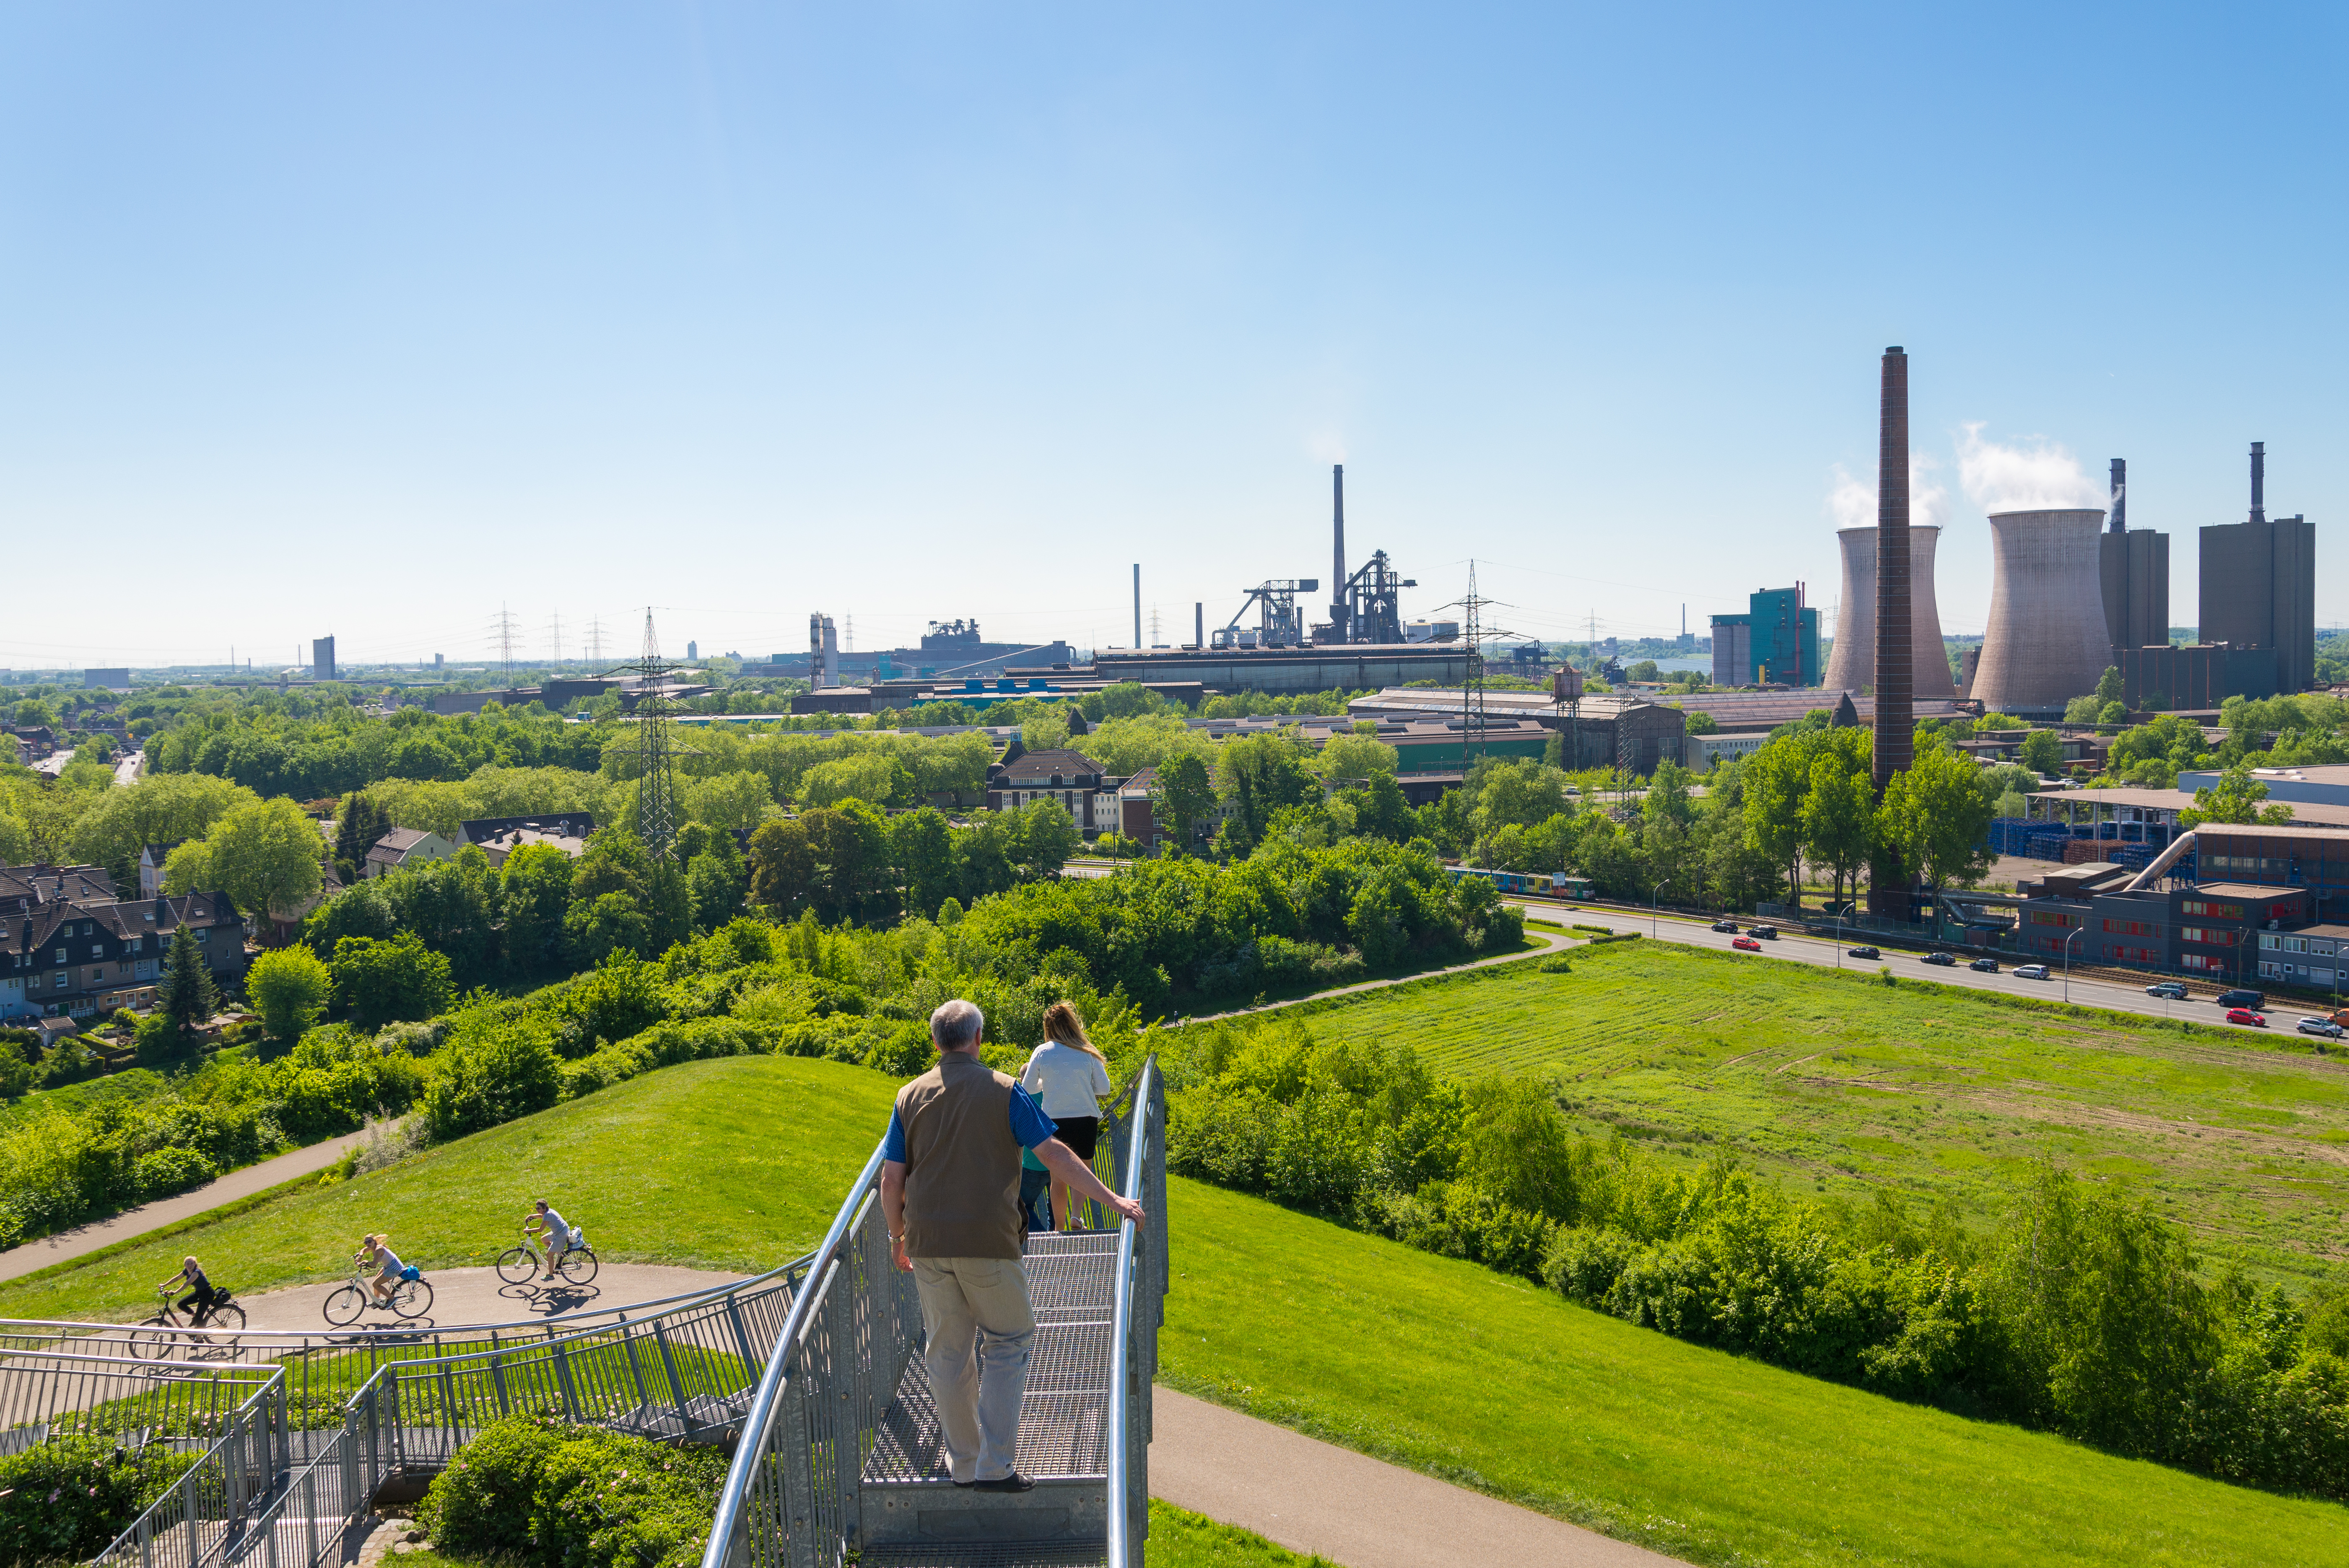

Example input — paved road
[0,1128,376,1285]
[112,749,143,787]
[1524,897,2322,1038]
[225,1263,743,1334]
[1152,1387,1687,1568]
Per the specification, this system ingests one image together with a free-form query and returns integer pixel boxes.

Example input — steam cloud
[1827,455,1949,531]
[1956,423,2105,513]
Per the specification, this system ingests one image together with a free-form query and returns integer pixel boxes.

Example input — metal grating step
[857,1541,1107,1568]
[865,1327,1111,1482]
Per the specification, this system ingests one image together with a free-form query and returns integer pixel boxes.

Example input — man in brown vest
[880,998,1146,1491]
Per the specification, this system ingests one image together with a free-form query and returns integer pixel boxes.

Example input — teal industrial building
[1710,587,1821,687]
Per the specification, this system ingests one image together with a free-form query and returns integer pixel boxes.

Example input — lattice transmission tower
[611,609,687,862]
[548,612,564,667]
[490,604,521,681]
[585,617,607,667]
[1434,562,1525,763]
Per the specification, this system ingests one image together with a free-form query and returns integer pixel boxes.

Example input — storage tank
[1820,525,1955,698]
[1970,508,2111,714]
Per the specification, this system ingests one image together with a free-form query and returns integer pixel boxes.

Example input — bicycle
[495,1224,598,1286]
[129,1286,245,1358]
[323,1264,433,1327]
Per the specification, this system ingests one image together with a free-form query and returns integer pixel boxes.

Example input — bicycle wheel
[198,1303,246,1335]
[392,1278,433,1319]
[559,1248,598,1285]
[323,1285,367,1327]
[127,1317,175,1360]
[495,1245,539,1285]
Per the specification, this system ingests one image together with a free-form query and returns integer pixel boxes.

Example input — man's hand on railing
[1106,1195,1148,1230]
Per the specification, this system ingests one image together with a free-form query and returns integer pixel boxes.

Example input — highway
[1513,896,2331,1039]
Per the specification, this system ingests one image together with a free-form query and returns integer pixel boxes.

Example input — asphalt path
[1518,897,2327,1038]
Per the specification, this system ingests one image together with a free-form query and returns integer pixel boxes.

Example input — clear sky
[3,2,2342,672]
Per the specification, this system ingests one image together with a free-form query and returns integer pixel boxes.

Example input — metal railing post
[653,1321,693,1437]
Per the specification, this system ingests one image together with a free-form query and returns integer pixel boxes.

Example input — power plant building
[1821,525,1954,697]
[312,636,337,682]
[2097,459,2170,659]
[2200,443,2315,693]
[1968,507,2113,717]
[1710,587,1820,687]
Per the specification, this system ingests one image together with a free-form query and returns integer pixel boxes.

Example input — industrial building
[2098,459,2170,660]
[1345,687,1685,775]
[1710,586,1820,687]
[1969,506,2113,717]
[2176,764,2349,808]
[2200,442,2316,694]
[738,618,1075,684]
[1821,527,1955,698]
[2115,642,2276,710]
[1088,642,1467,695]
[313,636,337,682]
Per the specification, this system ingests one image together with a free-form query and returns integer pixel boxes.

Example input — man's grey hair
[930,998,985,1053]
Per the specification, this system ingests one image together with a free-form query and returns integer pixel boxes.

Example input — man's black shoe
[972,1472,1035,1493]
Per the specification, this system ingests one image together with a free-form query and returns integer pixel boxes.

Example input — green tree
[565,892,651,965]
[245,946,332,1041]
[1471,759,1570,836]
[1315,726,1401,784]
[2180,763,2295,827]
[334,791,394,884]
[2020,728,2064,775]
[1740,733,1818,902]
[681,825,750,931]
[892,807,958,917]
[2095,666,2125,707]
[1149,752,1217,852]
[156,921,219,1043]
[1005,799,1082,882]
[644,859,694,953]
[179,799,324,922]
[685,769,775,830]
[69,773,258,890]
[1216,732,1321,850]
[747,818,816,917]
[1876,738,1995,893]
[1800,750,1875,907]
[1339,771,1417,844]
[329,932,454,1029]
[498,842,574,974]
[806,800,895,924]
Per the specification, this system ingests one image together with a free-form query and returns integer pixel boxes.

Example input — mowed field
[1290,939,2349,1281]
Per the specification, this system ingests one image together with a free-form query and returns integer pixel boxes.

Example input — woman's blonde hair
[1041,1001,1105,1062]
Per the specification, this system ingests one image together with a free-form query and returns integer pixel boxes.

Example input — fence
[90,1365,286,1568]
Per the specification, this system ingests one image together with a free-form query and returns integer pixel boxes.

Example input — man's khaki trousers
[910,1256,1035,1483]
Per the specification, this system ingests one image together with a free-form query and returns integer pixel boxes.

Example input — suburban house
[0,891,248,1020]
[467,825,590,868]
[458,814,594,868]
[0,864,119,914]
[138,841,184,900]
[363,827,459,879]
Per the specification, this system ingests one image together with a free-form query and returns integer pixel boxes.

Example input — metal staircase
[705,1057,1167,1568]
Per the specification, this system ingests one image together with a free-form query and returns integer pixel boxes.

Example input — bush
[132,1145,218,1200]
[0,1436,197,1568]
[246,946,332,1041]
[423,1019,562,1142]
[418,1415,730,1568]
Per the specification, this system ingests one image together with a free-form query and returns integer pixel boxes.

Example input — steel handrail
[702,1134,890,1568]
[1103,1057,1157,1568]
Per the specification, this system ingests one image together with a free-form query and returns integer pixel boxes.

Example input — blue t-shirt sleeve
[1007,1085,1058,1150]
[882,1107,907,1164]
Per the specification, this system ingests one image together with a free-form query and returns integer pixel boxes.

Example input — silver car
[2296,1017,2344,1039]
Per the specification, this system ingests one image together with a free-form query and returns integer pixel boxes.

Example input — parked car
[2145,982,2188,999]
[2297,1017,2344,1039]
[1711,919,1741,933]
[1920,952,1957,967]
[1745,925,1778,940]
[1969,957,2000,974]
[2226,1007,2268,1027]
[1846,946,1881,960]
[1731,935,1762,952]
[2217,989,2266,1010]
[2015,963,2051,980]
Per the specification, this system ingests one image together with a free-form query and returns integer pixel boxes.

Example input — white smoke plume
[1827,455,1948,530]
[1956,423,2105,513]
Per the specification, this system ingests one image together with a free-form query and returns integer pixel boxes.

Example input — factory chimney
[1132,564,1142,649]
[1330,465,1348,641]
[1194,602,1204,650]
[1870,347,1912,792]
[2110,459,2127,533]
[2250,441,2266,524]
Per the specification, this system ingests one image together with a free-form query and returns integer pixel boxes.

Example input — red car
[2226,1007,2267,1027]
[1731,935,1763,952]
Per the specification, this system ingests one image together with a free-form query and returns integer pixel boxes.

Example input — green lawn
[1274,938,2349,1281]
[1165,1176,2349,1568]
[0,1055,900,1324]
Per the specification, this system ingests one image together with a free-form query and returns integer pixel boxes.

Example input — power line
[489,604,521,682]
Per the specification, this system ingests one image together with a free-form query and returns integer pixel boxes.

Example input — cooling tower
[1970,509,2112,714]
[1822,525,1955,698]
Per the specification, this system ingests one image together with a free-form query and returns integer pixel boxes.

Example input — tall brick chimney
[1871,347,1912,790]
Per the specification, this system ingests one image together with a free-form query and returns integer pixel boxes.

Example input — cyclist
[158,1255,218,1327]
[357,1233,405,1306]
[525,1199,576,1280]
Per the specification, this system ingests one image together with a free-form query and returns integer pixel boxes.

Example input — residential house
[467,826,590,868]
[0,892,247,1020]
[363,827,459,879]
[457,815,594,868]
[139,842,184,900]
[985,748,1120,836]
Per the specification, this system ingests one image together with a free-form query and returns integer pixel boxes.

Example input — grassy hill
[0,1056,898,1324]
[11,1050,2347,1565]
[1277,937,2349,1282]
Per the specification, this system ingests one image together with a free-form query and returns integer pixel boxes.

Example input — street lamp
[2063,926,2083,1004]
[1652,875,1675,938]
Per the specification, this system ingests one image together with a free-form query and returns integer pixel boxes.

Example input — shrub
[132,1146,218,1200]
[246,946,332,1041]
[423,1019,562,1142]
[0,1436,197,1568]
[418,1416,730,1568]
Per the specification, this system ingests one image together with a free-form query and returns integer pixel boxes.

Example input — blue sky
[2,2,2342,671]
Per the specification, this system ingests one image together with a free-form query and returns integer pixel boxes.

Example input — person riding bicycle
[357,1233,405,1306]
[159,1255,218,1326]
[525,1199,576,1280]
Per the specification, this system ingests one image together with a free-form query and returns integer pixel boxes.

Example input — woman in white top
[1020,1002,1116,1232]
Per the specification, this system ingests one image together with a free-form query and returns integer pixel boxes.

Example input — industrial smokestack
[1870,347,1912,791]
[2110,459,2126,534]
[1331,465,1348,639]
[1194,602,1204,650]
[2250,441,2266,523]
[1132,564,1142,648]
